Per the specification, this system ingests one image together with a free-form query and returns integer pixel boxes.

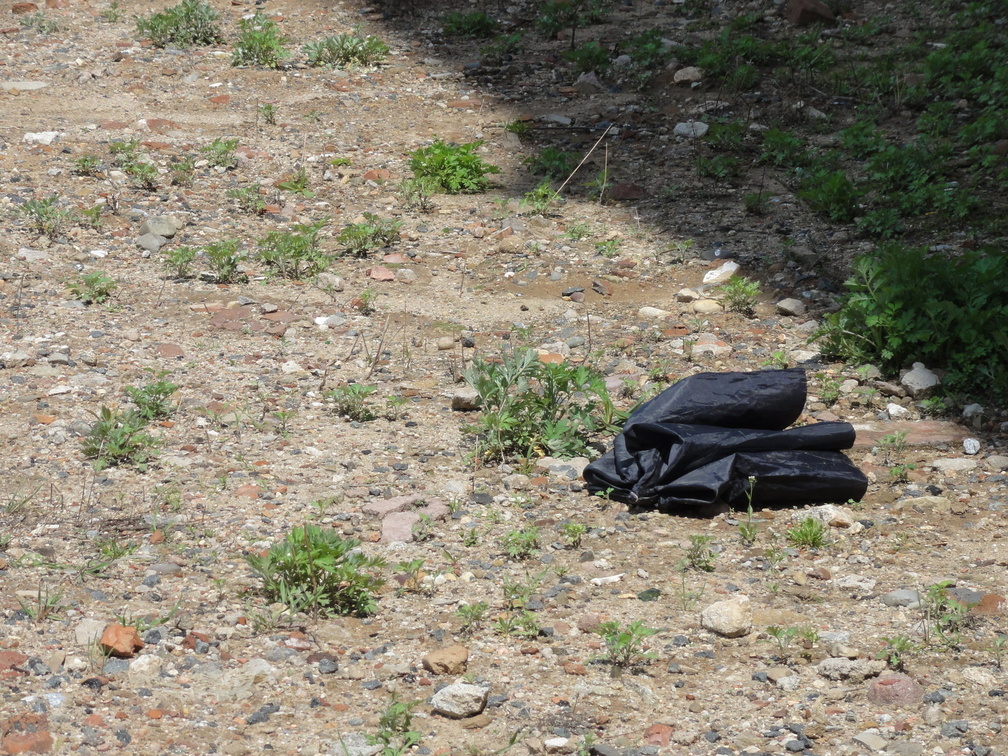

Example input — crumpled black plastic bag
[583,369,868,512]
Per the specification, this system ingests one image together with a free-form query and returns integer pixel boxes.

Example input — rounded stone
[866,673,923,706]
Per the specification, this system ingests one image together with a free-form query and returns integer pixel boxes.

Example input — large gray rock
[700,595,751,638]
[900,362,940,397]
[139,215,183,239]
[816,657,885,682]
[776,298,806,317]
[431,682,488,718]
[673,120,708,139]
[137,233,168,253]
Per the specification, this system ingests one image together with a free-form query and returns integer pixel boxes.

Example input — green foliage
[707,120,746,153]
[19,196,70,238]
[368,695,422,756]
[719,276,760,317]
[563,41,609,73]
[464,348,622,461]
[409,139,500,194]
[455,602,489,633]
[73,155,102,176]
[786,517,827,549]
[232,12,289,68]
[525,147,578,180]
[259,103,278,125]
[304,30,389,67]
[492,610,541,639]
[228,186,266,215]
[69,271,116,304]
[537,0,609,42]
[162,246,197,278]
[766,625,798,657]
[337,213,402,256]
[276,165,313,196]
[259,219,329,278]
[442,11,498,38]
[685,534,715,572]
[82,406,160,471]
[816,372,843,406]
[699,154,742,180]
[80,204,104,230]
[20,11,60,33]
[595,238,620,257]
[744,191,770,215]
[502,527,540,560]
[799,169,862,222]
[135,0,223,48]
[839,121,887,158]
[124,371,178,421]
[595,620,657,667]
[521,180,559,215]
[397,177,436,213]
[817,246,1008,400]
[171,158,195,187]
[327,384,377,421]
[17,584,64,623]
[876,634,914,671]
[245,525,386,617]
[919,581,974,649]
[126,161,159,191]
[203,239,244,283]
[109,138,140,167]
[481,32,524,63]
[561,521,586,548]
[201,137,238,168]
[759,128,808,167]
[625,28,672,70]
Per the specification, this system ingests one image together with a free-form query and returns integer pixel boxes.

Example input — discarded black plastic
[584,369,868,512]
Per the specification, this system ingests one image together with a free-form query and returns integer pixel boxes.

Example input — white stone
[700,595,751,638]
[676,288,700,302]
[932,457,977,473]
[702,260,739,285]
[963,438,981,455]
[887,402,911,419]
[692,299,723,314]
[900,362,940,397]
[637,306,670,319]
[852,731,887,751]
[75,618,106,647]
[835,574,876,593]
[673,66,703,84]
[801,504,854,528]
[1,80,48,92]
[127,654,162,680]
[962,666,996,688]
[24,131,61,145]
[817,657,886,682]
[0,351,31,368]
[673,120,709,139]
[431,682,488,718]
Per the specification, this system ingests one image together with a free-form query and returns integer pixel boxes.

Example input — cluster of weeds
[409,139,500,194]
[481,32,524,64]
[245,525,386,617]
[232,12,289,68]
[502,526,539,560]
[81,406,161,471]
[73,155,102,177]
[367,695,422,755]
[201,137,238,169]
[397,177,436,213]
[564,41,609,73]
[327,384,378,422]
[455,602,489,634]
[136,0,222,47]
[124,371,178,421]
[162,246,198,279]
[304,29,389,67]
[337,213,401,256]
[719,276,760,317]
[258,103,278,125]
[464,348,622,462]
[525,147,578,180]
[786,517,827,549]
[203,239,245,283]
[19,196,71,238]
[276,165,313,196]
[817,246,1008,401]
[69,271,116,305]
[20,11,60,34]
[228,186,266,215]
[684,534,716,572]
[442,11,498,38]
[537,0,609,46]
[521,180,559,215]
[259,220,329,278]
[595,620,657,667]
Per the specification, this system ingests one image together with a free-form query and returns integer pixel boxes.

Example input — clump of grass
[304,29,389,67]
[135,0,223,48]
[232,11,289,68]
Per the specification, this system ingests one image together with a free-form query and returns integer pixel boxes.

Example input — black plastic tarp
[583,369,868,512]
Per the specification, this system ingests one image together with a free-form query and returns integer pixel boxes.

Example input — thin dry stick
[582,311,593,366]
[14,272,25,339]
[366,315,392,379]
[599,143,609,204]
[551,123,616,207]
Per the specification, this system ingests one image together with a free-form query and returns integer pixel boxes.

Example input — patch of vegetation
[786,517,827,549]
[481,32,524,64]
[245,525,386,617]
[135,0,223,48]
[397,177,436,213]
[409,139,500,194]
[19,196,71,238]
[719,276,760,317]
[563,40,609,73]
[259,220,329,278]
[228,186,266,215]
[337,213,402,256]
[203,239,244,283]
[327,384,378,422]
[125,371,178,421]
[82,407,160,471]
[276,165,313,196]
[817,245,1008,401]
[232,12,289,68]
[201,137,238,169]
[595,620,657,667]
[521,180,559,215]
[684,534,716,572]
[442,11,498,38]
[73,155,102,176]
[525,147,578,180]
[464,348,622,461]
[69,271,116,305]
[367,695,422,755]
[162,246,198,279]
[455,602,489,634]
[304,30,389,67]
[20,11,59,34]
[502,526,540,560]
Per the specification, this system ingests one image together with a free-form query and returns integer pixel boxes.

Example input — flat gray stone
[674,120,709,139]
[431,682,488,718]
[139,215,182,239]
[931,457,977,473]
[776,298,806,317]
[881,589,920,608]
[817,657,886,682]
[137,233,168,252]
[451,387,480,411]
[853,731,887,751]
[901,362,940,397]
[1,80,48,92]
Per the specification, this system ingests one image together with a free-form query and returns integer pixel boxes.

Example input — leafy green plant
[817,246,1008,400]
[19,196,70,238]
[82,407,160,471]
[19,11,59,33]
[563,41,609,73]
[493,610,541,639]
[738,476,758,545]
[521,180,559,215]
[245,525,386,617]
[79,204,104,230]
[125,371,178,421]
[162,246,198,278]
[409,139,500,194]
[73,155,102,176]
[816,372,843,406]
[799,169,862,222]
[126,161,159,191]
[561,522,586,548]
[17,584,65,623]
[504,119,530,137]
[481,32,524,63]
[464,348,622,461]
[525,147,578,180]
[69,271,116,304]
[719,276,760,317]
[367,695,422,756]
[685,534,716,572]
[397,177,436,213]
[455,602,489,633]
[786,517,827,549]
[595,238,620,257]
[100,1,123,23]
[699,154,742,180]
[232,11,289,68]
[766,625,798,658]
[171,158,195,187]
[761,350,788,370]
[109,138,140,167]
[327,384,377,421]
[97,538,139,561]
[304,30,389,67]
[537,0,608,47]
[352,287,377,315]
[502,527,540,560]
[876,634,914,671]
[758,128,808,168]
[259,219,329,278]
[337,213,402,256]
[203,239,244,283]
[919,581,974,649]
[228,186,266,215]
[201,137,238,169]
[136,0,223,47]
[595,620,657,667]
[744,191,770,215]
[276,165,313,196]
[443,11,498,38]
[259,103,278,125]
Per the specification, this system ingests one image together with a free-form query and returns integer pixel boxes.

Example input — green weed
[409,139,500,194]
[304,30,389,67]
[276,165,313,196]
[69,271,116,304]
[124,371,178,421]
[232,12,289,68]
[525,147,578,180]
[455,602,489,634]
[443,11,498,38]
[203,239,244,283]
[786,517,827,549]
[595,620,657,667]
[327,384,377,422]
[136,0,223,47]
[337,213,402,256]
[719,276,760,317]
[82,407,160,471]
[201,137,238,169]
[259,219,329,278]
[162,246,198,278]
[685,534,715,572]
[502,527,540,560]
[228,186,266,215]
[19,196,70,238]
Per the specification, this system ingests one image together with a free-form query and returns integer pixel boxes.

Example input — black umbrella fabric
[583,369,868,512]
